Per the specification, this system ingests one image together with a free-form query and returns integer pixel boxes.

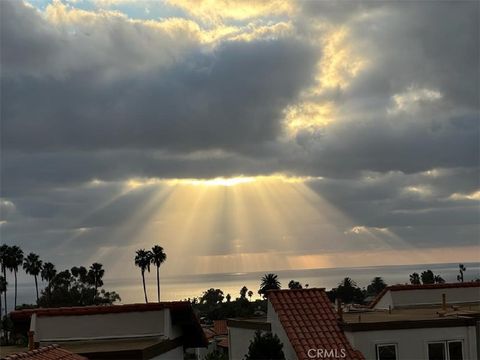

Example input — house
[342,282,480,360]
[227,283,480,360]
[2,344,87,360]
[10,302,207,360]
[369,282,480,310]
[227,288,364,360]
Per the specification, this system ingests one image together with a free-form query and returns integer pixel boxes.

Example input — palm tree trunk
[34,275,39,305]
[14,270,17,310]
[156,266,160,303]
[142,272,148,303]
[3,268,7,317]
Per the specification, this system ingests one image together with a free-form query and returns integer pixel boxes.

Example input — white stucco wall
[345,326,477,360]
[374,287,480,309]
[228,327,257,360]
[34,310,167,341]
[267,301,297,360]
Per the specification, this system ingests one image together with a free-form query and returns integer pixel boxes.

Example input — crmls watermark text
[307,348,347,359]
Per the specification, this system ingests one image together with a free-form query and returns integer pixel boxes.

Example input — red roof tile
[268,288,364,360]
[369,282,480,308]
[213,320,228,335]
[4,345,87,360]
[217,337,229,348]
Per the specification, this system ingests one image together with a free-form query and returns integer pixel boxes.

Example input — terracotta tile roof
[369,282,480,308]
[203,327,217,340]
[213,320,228,335]
[3,345,87,360]
[268,288,364,360]
[217,337,229,348]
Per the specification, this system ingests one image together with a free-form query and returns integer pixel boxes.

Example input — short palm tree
[0,244,9,316]
[9,246,24,310]
[258,273,281,298]
[150,246,167,302]
[23,253,43,304]
[135,249,152,303]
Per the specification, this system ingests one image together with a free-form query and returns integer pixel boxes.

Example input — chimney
[442,293,447,311]
[28,331,35,351]
[336,298,343,320]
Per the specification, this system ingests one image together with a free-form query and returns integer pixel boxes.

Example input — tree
[200,288,224,306]
[0,276,7,318]
[41,262,57,306]
[335,277,364,304]
[240,286,248,299]
[258,274,281,298]
[88,263,104,303]
[457,264,466,282]
[38,266,120,308]
[23,253,43,304]
[0,245,9,316]
[245,331,285,360]
[150,245,167,302]
[366,277,387,295]
[135,249,152,303]
[226,294,231,302]
[248,290,253,301]
[421,270,435,284]
[288,280,303,289]
[204,350,227,360]
[9,246,24,310]
[409,272,421,285]
[434,275,445,284]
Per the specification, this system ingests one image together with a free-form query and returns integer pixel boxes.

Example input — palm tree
[88,263,104,303]
[150,246,167,302]
[135,249,152,303]
[9,246,24,310]
[41,262,57,305]
[258,273,281,298]
[23,253,43,304]
[0,245,9,316]
[0,276,7,318]
[409,272,421,285]
[248,290,253,301]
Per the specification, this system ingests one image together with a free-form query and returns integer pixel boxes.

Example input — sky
[1,0,479,281]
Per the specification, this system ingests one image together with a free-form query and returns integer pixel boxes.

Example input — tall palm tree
[0,276,7,318]
[41,262,57,305]
[9,246,24,310]
[0,245,9,316]
[88,263,104,303]
[150,246,167,302]
[258,273,281,298]
[135,249,152,303]
[23,253,43,304]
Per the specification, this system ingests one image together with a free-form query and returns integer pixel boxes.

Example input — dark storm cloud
[1,1,317,152]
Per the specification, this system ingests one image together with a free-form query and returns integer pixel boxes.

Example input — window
[376,344,398,360]
[427,341,464,360]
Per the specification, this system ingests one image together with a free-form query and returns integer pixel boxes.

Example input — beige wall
[346,326,477,360]
[228,326,257,360]
[34,310,168,341]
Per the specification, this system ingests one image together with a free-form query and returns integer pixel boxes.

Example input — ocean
[4,262,479,312]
